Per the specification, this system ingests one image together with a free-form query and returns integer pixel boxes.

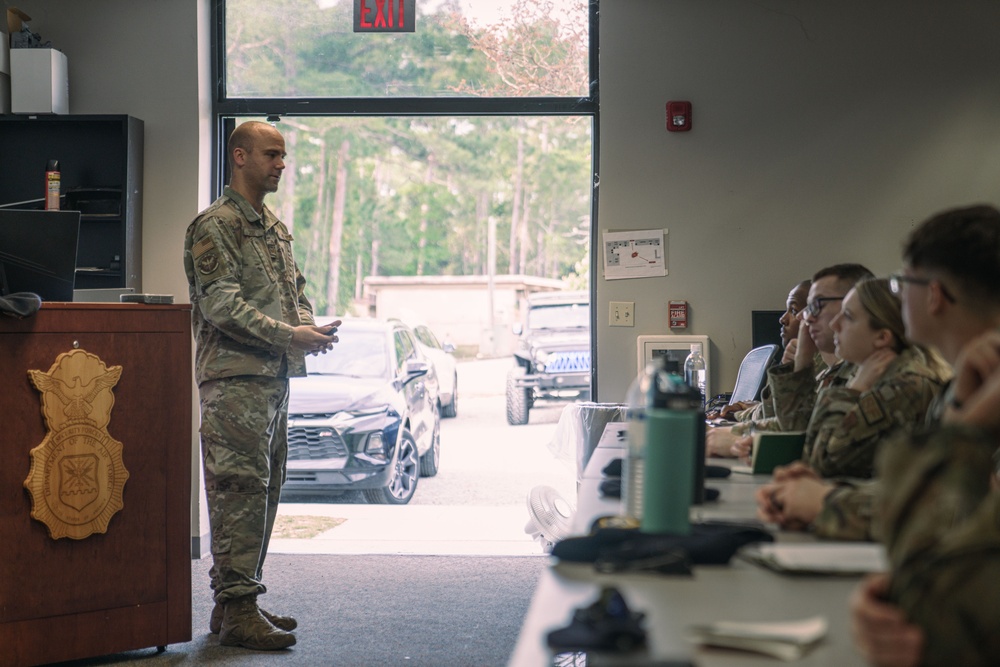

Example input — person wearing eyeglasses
[755,278,949,530]
[740,206,1000,666]
[765,263,876,433]
[719,265,872,461]
[801,277,949,478]
[757,206,1000,542]
[848,205,1000,667]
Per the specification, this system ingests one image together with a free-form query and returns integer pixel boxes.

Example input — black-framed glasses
[804,296,844,318]
[888,273,957,304]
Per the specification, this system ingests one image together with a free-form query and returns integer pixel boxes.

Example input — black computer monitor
[752,310,785,349]
[0,209,80,302]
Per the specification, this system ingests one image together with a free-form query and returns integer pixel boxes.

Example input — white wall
[596,1,1000,403]
[12,0,214,549]
[12,0,1000,541]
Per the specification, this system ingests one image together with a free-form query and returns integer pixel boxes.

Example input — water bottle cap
[648,370,701,408]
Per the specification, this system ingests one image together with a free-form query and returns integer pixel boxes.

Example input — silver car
[412,323,458,418]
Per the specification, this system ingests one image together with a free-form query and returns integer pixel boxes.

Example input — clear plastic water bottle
[684,343,707,404]
[623,360,658,523]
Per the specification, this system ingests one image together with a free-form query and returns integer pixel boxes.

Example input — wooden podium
[0,303,193,666]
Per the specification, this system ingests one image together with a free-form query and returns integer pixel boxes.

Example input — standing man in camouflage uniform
[184,120,340,651]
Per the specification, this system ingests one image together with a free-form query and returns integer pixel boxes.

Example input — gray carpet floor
[45,554,547,667]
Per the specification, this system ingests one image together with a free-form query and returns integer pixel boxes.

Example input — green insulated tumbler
[640,373,705,535]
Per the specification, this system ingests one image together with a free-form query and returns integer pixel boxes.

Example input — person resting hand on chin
[756,278,949,529]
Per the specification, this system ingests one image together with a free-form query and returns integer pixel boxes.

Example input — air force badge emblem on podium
[23,349,129,540]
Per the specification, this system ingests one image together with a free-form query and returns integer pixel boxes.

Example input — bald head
[226,121,286,211]
[227,121,281,172]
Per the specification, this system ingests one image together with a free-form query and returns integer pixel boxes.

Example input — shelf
[0,115,143,293]
[80,214,122,221]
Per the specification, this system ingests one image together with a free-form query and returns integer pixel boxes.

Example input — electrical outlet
[610,301,634,327]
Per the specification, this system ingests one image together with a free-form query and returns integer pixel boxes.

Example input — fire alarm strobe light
[666,101,692,132]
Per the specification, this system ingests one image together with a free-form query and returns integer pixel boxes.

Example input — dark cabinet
[0,115,143,292]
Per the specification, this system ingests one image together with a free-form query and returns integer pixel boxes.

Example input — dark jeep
[506,291,591,425]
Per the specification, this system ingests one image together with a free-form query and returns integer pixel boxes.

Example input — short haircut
[226,121,270,171]
[812,263,875,289]
[903,205,1000,309]
[790,279,810,305]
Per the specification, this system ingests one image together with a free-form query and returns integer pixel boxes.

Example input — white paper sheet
[602,229,667,280]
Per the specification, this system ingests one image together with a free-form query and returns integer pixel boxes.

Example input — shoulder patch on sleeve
[191,235,227,285]
[859,393,885,425]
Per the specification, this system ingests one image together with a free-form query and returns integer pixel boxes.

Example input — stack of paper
[689,616,828,661]
[739,542,888,575]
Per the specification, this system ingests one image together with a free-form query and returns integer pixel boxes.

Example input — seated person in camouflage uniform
[754,205,1000,540]
[706,279,810,457]
[853,330,1000,667]
[718,264,874,461]
[765,263,877,433]
[798,277,948,478]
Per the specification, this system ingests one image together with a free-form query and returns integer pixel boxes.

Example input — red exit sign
[354,0,415,32]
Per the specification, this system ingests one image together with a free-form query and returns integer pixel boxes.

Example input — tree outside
[225,0,593,316]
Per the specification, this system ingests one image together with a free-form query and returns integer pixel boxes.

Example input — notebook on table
[732,431,806,475]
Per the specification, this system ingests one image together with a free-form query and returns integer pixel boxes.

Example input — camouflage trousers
[199,375,290,604]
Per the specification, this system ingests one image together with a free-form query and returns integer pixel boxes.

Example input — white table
[509,424,866,666]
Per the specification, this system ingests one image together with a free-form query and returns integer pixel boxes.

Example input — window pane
[225,0,590,98]
[235,115,592,316]
[306,330,387,377]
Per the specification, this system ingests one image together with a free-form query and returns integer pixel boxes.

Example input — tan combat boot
[210,600,297,634]
[218,595,297,650]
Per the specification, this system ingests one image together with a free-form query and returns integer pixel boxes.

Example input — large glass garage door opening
[217,0,598,555]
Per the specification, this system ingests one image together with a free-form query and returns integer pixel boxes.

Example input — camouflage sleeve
[730,384,780,435]
[295,264,316,326]
[812,481,877,541]
[755,383,776,420]
[878,425,1000,667]
[188,216,294,355]
[733,403,762,422]
[802,371,941,479]
[766,362,818,432]
[759,385,776,420]
[731,415,785,436]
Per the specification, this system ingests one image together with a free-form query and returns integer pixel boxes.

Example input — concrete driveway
[274,357,583,555]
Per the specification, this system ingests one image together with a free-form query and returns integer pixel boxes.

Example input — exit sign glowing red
[354,0,415,32]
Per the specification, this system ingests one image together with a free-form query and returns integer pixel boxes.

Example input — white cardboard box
[11,48,68,114]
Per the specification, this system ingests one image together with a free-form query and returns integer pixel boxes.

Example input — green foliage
[228,0,592,313]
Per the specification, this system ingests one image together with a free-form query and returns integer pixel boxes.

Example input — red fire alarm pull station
[669,300,689,328]
[666,101,692,132]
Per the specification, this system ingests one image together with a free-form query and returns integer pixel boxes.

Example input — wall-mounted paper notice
[602,229,667,280]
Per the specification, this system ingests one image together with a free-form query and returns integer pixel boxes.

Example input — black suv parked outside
[506,291,591,425]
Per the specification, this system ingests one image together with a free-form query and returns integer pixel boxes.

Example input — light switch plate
[610,301,634,327]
